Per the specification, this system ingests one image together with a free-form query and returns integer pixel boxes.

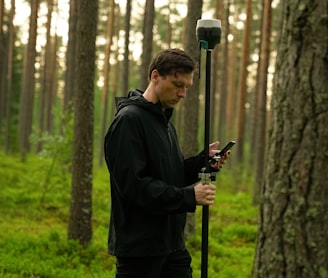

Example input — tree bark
[120,0,131,97]
[68,0,98,245]
[217,0,229,142]
[98,0,115,166]
[0,0,5,131]
[139,0,155,91]
[211,0,223,142]
[235,0,252,164]
[253,0,272,204]
[182,0,202,239]
[18,0,39,160]
[37,0,57,152]
[4,0,15,153]
[63,0,77,116]
[253,1,328,276]
[110,3,121,122]
[227,9,238,141]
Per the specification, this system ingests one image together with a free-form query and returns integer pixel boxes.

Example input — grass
[0,152,258,277]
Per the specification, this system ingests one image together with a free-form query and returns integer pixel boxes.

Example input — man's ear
[150,69,160,82]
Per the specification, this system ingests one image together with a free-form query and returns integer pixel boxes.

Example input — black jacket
[104,89,205,257]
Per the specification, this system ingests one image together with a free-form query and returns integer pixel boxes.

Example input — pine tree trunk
[182,0,203,239]
[139,0,155,91]
[18,0,39,159]
[253,0,272,204]
[120,0,131,97]
[227,9,238,141]
[63,0,77,116]
[110,5,121,122]
[98,0,115,166]
[37,0,56,152]
[68,0,98,245]
[4,0,15,153]
[0,0,5,132]
[235,0,252,164]
[217,0,229,142]
[210,0,222,141]
[253,1,328,276]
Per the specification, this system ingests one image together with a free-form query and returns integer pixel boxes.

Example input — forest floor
[0,152,258,278]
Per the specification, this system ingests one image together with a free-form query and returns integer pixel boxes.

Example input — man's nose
[178,87,187,98]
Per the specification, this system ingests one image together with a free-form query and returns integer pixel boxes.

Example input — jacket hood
[115,89,173,121]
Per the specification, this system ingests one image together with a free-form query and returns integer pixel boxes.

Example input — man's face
[152,70,193,109]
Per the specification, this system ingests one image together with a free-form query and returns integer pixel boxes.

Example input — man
[104,48,229,277]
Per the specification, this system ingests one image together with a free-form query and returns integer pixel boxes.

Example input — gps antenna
[196,19,221,278]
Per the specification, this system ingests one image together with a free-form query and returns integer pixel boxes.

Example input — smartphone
[209,140,236,165]
[216,140,236,157]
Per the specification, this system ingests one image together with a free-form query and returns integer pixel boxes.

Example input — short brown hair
[148,48,195,79]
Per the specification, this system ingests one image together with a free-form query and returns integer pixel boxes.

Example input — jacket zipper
[167,126,173,151]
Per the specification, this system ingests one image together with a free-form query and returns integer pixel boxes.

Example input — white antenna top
[196,19,221,29]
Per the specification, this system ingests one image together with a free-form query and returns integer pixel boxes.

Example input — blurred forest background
[0,0,327,277]
[0,0,280,173]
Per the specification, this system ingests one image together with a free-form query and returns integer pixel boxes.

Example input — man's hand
[194,183,216,205]
[209,141,231,169]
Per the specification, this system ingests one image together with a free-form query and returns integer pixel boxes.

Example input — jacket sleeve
[183,150,220,185]
[104,110,196,215]
[183,151,205,185]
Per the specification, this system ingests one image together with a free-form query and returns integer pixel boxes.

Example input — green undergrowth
[0,152,258,277]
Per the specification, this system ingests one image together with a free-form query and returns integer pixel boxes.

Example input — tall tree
[166,0,172,49]
[252,0,272,204]
[120,0,132,97]
[210,0,223,141]
[44,0,57,135]
[98,0,115,166]
[182,0,203,239]
[216,0,229,142]
[0,0,5,130]
[68,0,98,245]
[18,0,39,160]
[235,0,252,164]
[4,0,16,153]
[182,0,202,156]
[37,0,57,152]
[109,3,121,122]
[226,3,238,141]
[253,1,328,276]
[63,0,77,116]
[139,0,155,91]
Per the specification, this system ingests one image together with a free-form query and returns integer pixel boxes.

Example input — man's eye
[174,83,184,88]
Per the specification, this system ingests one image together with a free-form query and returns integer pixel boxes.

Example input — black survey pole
[196,19,221,278]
